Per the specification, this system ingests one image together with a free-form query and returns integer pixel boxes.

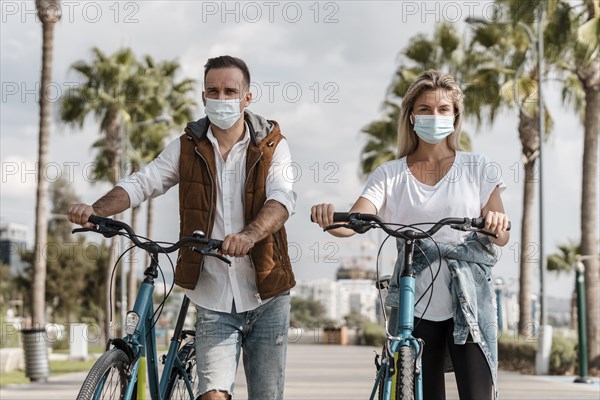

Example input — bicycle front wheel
[164,341,198,400]
[77,348,131,400]
[394,345,416,400]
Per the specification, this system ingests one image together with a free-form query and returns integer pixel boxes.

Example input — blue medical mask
[205,97,244,130]
[411,114,455,144]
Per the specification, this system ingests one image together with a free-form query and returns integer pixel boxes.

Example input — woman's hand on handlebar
[311,203,336,228]
[482,210,510,246]
[311,198,377,238]
[67,204,97,228]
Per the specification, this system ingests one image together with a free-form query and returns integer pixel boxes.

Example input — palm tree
[547,0,599,369]
[60,47,143,340]
[26,0,61,382]
[125,56,196,308]
[462,0,560,337]
[32,0,61,330]
[547,241,581,329]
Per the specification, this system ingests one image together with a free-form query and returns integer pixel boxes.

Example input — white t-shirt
[360,151,505,321]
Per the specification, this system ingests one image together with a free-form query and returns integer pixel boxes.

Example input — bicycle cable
[371,222,444,337]
[108,243,138,325]
[105,231,185,336]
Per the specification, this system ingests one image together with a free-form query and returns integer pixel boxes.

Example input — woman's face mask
[410,114,455,144]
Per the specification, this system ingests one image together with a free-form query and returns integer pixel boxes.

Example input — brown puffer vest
[175,111,295,300]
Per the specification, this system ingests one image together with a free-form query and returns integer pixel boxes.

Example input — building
[0,222,28,275]
[294,265,382,323]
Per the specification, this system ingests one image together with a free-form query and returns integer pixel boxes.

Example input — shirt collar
[206,121,251,148]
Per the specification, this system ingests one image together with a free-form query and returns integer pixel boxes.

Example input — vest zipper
[195,147,215,273]
[245,151,263,292]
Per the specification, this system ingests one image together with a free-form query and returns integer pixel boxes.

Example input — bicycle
[72,215,229,400]
[320,212,509,400]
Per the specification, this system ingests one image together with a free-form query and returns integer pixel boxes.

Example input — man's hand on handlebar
[221,232,254,258]
[67,204,98,228]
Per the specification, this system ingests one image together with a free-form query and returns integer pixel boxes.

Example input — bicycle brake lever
[477,230,499,239]
[450,223,470,232]
[324,222,373,234]
[323,223,347,232]
[193,248,232,265]
[72,227,93,234]
[71,226,120,238]
[450,224,498,239]
[212,253,232,265]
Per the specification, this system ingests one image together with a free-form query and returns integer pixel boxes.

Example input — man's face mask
[205,97,244,130]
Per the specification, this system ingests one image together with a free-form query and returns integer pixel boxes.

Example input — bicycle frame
[370,234,423,400]
[322,212,507,400]
[114,251,195,400]
[75,216,225,400]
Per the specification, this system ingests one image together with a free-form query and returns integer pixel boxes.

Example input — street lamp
[573,255,598,384]
[514,9,552,376]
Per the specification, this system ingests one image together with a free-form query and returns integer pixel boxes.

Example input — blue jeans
[194,292,291,399]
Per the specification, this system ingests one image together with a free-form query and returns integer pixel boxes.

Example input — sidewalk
[1,344,599,399]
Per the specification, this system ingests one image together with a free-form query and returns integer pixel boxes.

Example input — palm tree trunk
[32,14,57,328]
[581,80,599,369]
[518,158,536,337]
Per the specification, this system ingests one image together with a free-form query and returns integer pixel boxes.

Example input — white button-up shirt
[118,123,296,312]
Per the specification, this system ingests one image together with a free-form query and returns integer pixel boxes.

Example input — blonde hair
[397,71,464,158]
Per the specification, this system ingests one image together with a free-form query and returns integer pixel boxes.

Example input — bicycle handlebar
[324,212,510,240]
[76,215,224,255]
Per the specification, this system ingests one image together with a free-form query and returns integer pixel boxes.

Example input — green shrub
[498,332,579,375]
[362,322,386,347]
[549,335,577,375]
[498,335,536,374]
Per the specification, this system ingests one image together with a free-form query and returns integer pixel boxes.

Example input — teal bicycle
[322,213,509,400]
[73,215,228,400]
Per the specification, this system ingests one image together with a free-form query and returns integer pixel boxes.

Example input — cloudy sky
[1,1,592,300]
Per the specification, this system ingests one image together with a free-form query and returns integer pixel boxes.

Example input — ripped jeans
[195,292,290,399]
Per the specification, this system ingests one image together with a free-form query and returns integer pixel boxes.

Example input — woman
[311,71,509,399]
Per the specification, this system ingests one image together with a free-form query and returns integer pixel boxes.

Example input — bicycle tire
[394,346,415,400]
[77,348,131,400]
[163,341,198,400]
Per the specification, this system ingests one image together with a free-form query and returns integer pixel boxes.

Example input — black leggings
[413,318,493,400]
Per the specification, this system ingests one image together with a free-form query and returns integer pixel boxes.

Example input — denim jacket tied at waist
[385,232,500,392]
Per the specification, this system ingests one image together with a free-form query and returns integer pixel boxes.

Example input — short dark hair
[204,55,251,90]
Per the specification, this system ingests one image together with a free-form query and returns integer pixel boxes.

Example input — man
[68,55,296,400]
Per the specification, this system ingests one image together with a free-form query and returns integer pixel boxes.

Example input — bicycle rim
[164,342,198,399]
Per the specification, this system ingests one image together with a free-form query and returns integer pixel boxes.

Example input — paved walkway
[1,344,599,399]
